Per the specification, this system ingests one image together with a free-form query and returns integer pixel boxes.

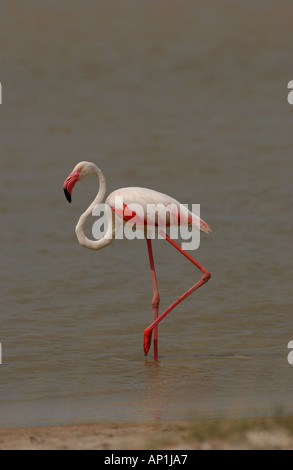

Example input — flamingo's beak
[63,170,80,203]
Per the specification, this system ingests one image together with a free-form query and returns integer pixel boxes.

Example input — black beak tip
[64,188,72,203]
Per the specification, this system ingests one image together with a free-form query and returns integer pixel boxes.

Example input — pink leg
[146,238,160,361]
[143,232,211,356]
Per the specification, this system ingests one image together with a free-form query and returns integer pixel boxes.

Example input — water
[1,0,293,428]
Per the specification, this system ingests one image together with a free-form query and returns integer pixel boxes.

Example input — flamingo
[63,161,211,361]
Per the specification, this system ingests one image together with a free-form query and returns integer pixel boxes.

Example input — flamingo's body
[106,187,211,235]
[63,161,211,360]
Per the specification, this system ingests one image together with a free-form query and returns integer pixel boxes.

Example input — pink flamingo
[63,161,211,361]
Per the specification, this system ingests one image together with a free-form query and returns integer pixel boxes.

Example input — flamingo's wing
[106,187,211,234]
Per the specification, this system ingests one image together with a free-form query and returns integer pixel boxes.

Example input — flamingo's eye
[77,168,82,172]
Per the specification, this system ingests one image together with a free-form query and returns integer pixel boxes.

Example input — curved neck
[75,166,114,250]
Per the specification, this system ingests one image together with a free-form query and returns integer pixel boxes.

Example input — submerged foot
[143,328,153,356]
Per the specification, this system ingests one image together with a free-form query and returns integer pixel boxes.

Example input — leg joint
[202,270,211,283]
[152,294,160,309]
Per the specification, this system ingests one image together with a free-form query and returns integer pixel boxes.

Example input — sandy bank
[1,417,293,450]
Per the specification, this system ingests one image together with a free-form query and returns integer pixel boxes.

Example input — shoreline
[1,416,293,450]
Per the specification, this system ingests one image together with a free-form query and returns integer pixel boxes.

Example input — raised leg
[146,238,160,361]
[143,232,211,356]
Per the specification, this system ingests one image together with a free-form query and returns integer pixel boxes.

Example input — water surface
[1,0,292,427]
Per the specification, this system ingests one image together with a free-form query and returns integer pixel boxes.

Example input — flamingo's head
[63,161,96,203]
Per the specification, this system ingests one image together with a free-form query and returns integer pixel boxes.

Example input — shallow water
[1,0,293,427]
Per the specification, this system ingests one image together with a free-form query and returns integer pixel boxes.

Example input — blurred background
[0,0,293,427]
